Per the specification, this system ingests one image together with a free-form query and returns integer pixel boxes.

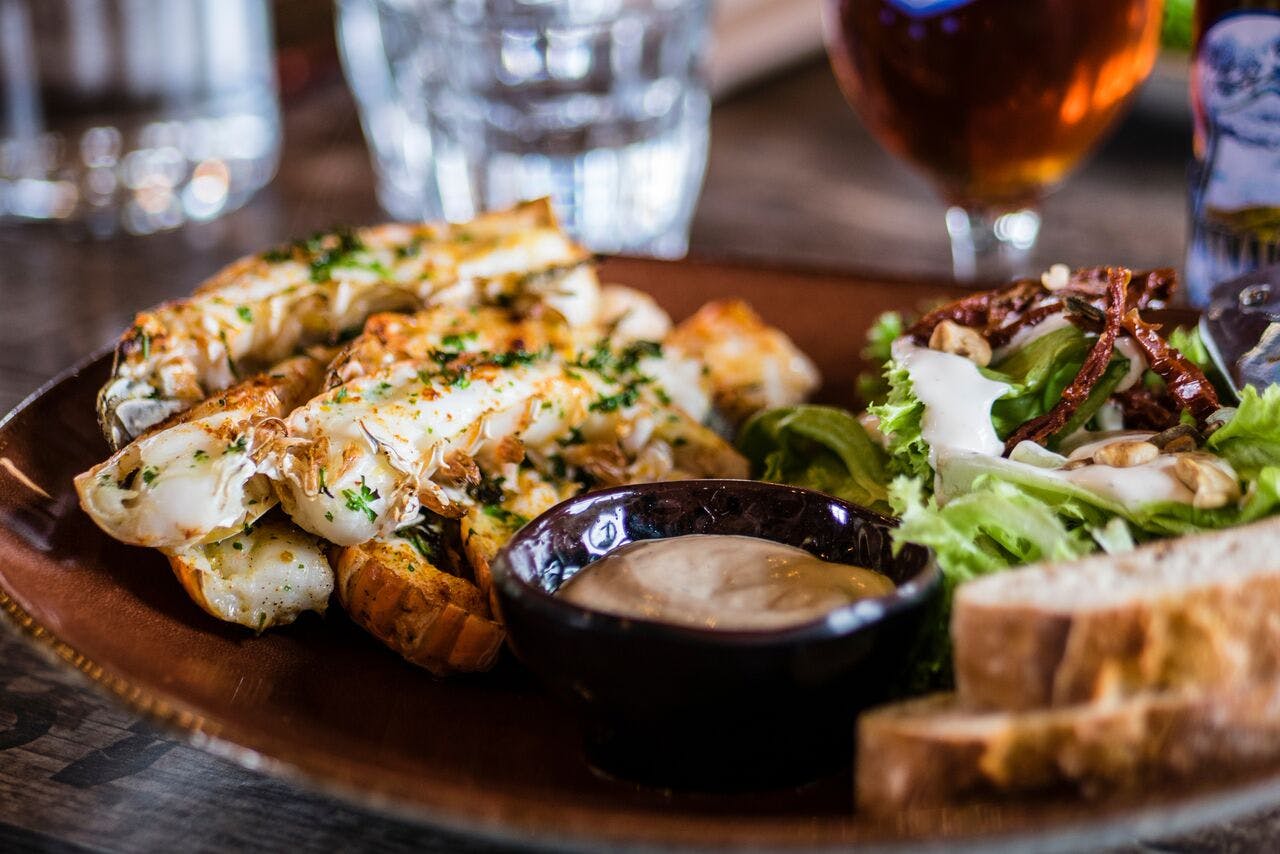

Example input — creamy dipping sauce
[557,534,896,631]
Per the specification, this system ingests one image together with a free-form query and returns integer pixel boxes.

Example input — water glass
[0,0,281,236]
[336,0,711,258]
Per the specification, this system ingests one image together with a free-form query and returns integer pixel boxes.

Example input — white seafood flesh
[76,354,325,549]
[165,515,333,631]
[275,358,615,544]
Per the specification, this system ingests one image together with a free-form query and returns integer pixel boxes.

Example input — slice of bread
[856,684,1280,815]
[952,516,1280,711]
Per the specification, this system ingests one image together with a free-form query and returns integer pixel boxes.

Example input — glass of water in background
[0,0,281,236]
[336,0,711,257]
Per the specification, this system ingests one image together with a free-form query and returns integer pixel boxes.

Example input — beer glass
[822,0,1163,281]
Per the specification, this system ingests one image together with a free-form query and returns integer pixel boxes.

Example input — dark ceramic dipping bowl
[490,479,940,790]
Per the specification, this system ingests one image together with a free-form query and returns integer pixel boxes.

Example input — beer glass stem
[945,206,1041,283]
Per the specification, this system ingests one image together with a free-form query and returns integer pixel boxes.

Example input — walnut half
[929,320,992,366]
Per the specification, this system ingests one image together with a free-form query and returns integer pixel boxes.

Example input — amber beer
[823,0,1163,209]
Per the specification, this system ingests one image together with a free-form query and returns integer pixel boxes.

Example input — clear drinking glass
[822,0,1164,282]
[336,0,711,257]
[0,0,281,237]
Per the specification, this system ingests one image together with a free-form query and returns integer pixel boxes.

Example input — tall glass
[0,0,281,237]
[822,0,1163,281]
[336,0,711,258]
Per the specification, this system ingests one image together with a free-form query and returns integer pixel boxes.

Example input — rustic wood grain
[0,60,1273,852]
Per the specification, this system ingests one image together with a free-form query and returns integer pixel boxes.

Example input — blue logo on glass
[885,0,974,16]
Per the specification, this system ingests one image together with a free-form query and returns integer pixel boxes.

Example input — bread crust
[953,520,1280,710]
[856,685,1280,814]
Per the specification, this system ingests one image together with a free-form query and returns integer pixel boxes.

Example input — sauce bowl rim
[490,478,941,648]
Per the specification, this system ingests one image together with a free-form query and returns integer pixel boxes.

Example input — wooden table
[0,60,1267,852]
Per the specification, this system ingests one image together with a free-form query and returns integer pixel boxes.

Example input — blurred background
[0,0,1195,275]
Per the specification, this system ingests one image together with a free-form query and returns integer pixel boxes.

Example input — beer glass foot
[945,206,1041,284]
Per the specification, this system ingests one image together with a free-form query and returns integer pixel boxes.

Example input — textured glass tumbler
[336,0,711,257]
[0,0,281,236]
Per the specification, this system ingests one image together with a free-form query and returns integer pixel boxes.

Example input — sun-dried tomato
[985,301,1064,348]
[1002,269,1129,453]
[1113,387,1181,431]
[907,280,1042,344]
[1059,267,1175,310]
[1120,310,1220,423]
[908,267,1177,347]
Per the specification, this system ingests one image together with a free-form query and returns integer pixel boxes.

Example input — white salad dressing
[1050,433,1195,505]
[1113,336,1148,391]
[1056,456,1194,506]
[892,339,1009,462]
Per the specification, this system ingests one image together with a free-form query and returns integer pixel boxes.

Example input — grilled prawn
[97,200,595,448]
[666,300,820,424]
[76,353,326,549]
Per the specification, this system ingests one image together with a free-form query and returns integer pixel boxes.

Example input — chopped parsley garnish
[574,339,662,381]
[395,515,447,562]
[342,476,381,522]
[557,426,585,447]
[235,305,253,323]
[232,541,244,551]
[324,510,334,522]
[589,379,649,413]
[331,387,348,404]
[482,504,529,528]
[490,346,551,368]
[193,449,209,462]
[262,227,391,282]
[136,327,151,361]
[224,436,248,454]
[441,331,478,350]
[318,467,333,497]
[141,466,159,485]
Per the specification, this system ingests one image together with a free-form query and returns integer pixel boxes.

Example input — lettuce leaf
[737,405,892,514]
[1206,385,1280,479]
[867,361,932,481]
[857,312,906,404]
[986,325,1130,446]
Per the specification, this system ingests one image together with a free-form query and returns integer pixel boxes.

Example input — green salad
[737,267,1280,690]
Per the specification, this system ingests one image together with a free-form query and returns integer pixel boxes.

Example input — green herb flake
[141,466,159,486]
[235,305,253,323]
[482,504,529,528]
[342,476,381,522]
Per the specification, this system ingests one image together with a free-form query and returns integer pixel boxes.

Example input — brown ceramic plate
[2,257,1278,851]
